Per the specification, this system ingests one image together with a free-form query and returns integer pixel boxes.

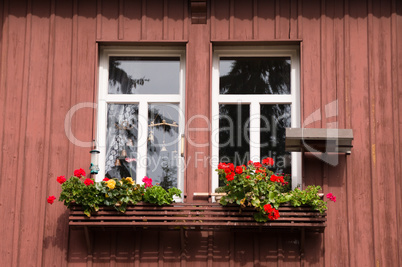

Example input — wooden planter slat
[70,221,326,227]
[69,203,326,231]
[69,215,326,223]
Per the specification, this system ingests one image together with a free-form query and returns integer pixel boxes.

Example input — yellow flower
[105,179,116,189]
[125,177,134,185]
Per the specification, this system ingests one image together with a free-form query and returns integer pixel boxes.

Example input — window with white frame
[211,46,301,190]
[97,47,185,194]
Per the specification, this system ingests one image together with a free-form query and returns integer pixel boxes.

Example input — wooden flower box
[69,202,326,231]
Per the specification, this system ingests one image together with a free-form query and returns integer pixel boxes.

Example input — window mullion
[95,54,110,182]
[136,101,148,184]
[249,102,260,161]
[96,100,107,182]
[217,94,292,104]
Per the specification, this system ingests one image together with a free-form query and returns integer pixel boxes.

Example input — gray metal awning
[285,128,353,154]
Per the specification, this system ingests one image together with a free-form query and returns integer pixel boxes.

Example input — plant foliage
[54,169,181,217]
[216,158,333,222]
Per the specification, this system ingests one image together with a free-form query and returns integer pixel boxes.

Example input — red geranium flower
[263,203,280,220]
[56,175,66,184]
[47,195,56,204]
[226,172,235,181]
[253,162,262,168]
[262,157,274,166]
[218,163,226,170]
[84,178,94,186]
[74,168,86,178]
[235,166,243,174]
[227,163,234,171]
[270,174,285,184]
[268,209,280,220]
[103,177,110,181]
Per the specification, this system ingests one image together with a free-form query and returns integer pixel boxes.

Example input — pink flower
[47,195,56,204]
[56,175,66,184]
[74,168,86,178]
[142,176,153,188]
[84,178,94,186]
[326,193,336,202]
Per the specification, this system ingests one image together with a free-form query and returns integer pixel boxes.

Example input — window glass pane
[108,57,180,94]
[219,104,250,166]
[147,104,180,189]
[219,57,291,95]
[105,104,138,179]
[260,104,291,175]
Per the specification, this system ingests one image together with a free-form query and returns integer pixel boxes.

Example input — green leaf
[84,209,91,217]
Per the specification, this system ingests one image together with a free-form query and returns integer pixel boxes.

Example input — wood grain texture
[42,1,74,266]
[396,1,402,266]
[370,1,399,265]
[185,20,210,202]
[0,1,25,266]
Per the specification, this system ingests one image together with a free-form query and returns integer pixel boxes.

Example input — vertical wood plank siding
[0,0,401,266]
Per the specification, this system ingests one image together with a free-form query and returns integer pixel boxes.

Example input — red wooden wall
[0,0,401,266]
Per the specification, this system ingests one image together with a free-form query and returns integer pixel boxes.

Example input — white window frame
[97,46,186,196]
[211,45,301,190]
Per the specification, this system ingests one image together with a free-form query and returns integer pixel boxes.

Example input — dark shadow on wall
[3,0,400,21]
[304,153,348,189]
[42,209,70,262]
[65,228,322,265]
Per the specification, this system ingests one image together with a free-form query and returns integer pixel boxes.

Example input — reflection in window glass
[105,104,138,179]
[219,57,291,95]
[219,104,250,166]
[108,57,180,94]
[147,104,180,189]
[260,104,291,175]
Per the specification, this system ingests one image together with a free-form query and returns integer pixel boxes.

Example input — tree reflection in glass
[105,104,139,179]
[260,104,291,175]
[147,104,180,189]
[219,57,291,95]
[109,57,180,94]
[218,57,292,175]
[219,104,250,166]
